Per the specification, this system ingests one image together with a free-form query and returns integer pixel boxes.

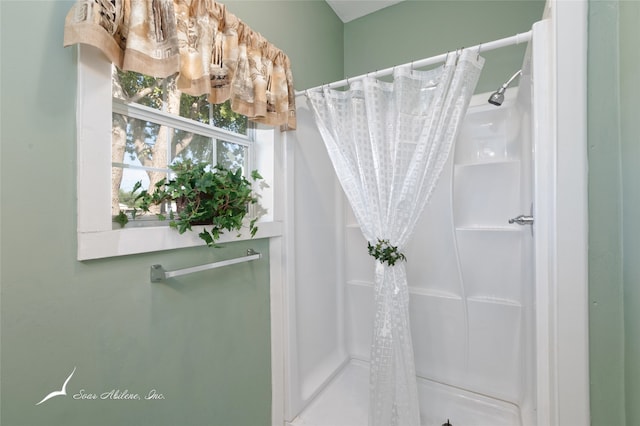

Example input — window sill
[78,220,283,260]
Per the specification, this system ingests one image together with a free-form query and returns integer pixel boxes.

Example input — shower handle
[509,214,534,225]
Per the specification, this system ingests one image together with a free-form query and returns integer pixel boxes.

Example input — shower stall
[280,20,555,426]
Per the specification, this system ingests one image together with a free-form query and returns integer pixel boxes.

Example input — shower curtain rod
[295,30,532,96]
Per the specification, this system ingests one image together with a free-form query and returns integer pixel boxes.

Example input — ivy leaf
[199,229,214,247]
[114,211,129,228]
[134,189,148,202]
[250,218,258,237]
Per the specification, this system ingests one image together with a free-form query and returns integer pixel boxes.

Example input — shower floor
[288,359,522,426]
[289,359,369,426]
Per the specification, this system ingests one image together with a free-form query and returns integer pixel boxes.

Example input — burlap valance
[63,0,296,130]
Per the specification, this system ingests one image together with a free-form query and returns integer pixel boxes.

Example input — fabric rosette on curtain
[63,0,296,130]
[306,49,484,426]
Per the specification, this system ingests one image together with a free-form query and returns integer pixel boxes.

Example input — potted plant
[125,159,263,247]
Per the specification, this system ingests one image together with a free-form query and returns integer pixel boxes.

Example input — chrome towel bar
[150,249,261,282]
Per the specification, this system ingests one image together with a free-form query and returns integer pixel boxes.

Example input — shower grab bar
[295,30,532,96]
[150,249,261,282]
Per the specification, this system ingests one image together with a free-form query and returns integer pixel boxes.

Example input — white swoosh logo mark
[36,367,76,405]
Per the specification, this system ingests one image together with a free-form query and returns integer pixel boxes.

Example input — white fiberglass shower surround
[276,16,587,426]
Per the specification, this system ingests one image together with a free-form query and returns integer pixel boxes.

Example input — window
[76,45,282,260]
[111,68,253,227]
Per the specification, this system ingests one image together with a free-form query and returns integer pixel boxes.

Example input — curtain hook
[410,61,414,75]
[455,47,463,66]
[477,44,482,60]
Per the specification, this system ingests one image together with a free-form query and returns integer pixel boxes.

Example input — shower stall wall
[283,23,547,426]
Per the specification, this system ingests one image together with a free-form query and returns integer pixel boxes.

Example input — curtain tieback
[367,239,406,266]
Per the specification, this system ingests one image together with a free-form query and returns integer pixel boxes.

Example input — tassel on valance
[63,0,296,130]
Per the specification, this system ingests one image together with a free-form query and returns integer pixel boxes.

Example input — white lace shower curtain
[306,49,484,426]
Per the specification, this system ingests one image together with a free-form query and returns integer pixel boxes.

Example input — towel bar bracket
[150,264,166,282]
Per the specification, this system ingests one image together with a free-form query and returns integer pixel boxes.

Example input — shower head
[488,69,522,106]
[488,88,506,106]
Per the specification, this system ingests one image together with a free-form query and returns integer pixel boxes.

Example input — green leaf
[199,229,214,246]
[134,189,148,201]
[113,211,129,228]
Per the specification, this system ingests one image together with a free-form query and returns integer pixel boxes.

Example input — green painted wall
[0,1,341,426]
[224,0,344,91]
[588,1,640,424]
[343,0,545,94]
[619,1,640,424]
[587,2,625,424]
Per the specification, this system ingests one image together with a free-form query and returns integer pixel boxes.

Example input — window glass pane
[113,69,173,111]
[217,140,247,172]
[112,113,170,217]
[179,93,211,124]
[113,166,148,213]
[212,101,248,135]
[171,130,213,165]
[112,166,172,222]
[118,166,151,195]
[112,113,165,167]
[113,68,249,135]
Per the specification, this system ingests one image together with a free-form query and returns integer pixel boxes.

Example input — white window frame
[76,45,283,260]
[111,97,254,177]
